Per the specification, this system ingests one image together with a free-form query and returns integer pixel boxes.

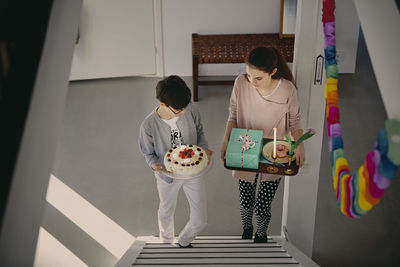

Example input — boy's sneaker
[178,243,193,248]
[254,233,268,243]
[241,226,254,239]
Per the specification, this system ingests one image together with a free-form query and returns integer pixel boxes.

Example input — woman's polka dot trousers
[238,174,281,236]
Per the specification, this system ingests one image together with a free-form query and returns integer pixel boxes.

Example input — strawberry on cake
[164,145,208,176]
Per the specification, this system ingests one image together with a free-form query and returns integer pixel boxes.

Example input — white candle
[273,127,277,158]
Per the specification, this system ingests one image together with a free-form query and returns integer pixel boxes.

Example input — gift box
[226,128,263,169]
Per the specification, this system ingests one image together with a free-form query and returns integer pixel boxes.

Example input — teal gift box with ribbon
[226,128,263,169]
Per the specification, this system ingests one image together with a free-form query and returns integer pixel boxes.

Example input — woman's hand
[151,162,170,174]
[294,142,305,168]
[220,139,228,162]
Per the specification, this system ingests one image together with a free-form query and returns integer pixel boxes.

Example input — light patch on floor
[34,227,88,267]
[45,174,135,259]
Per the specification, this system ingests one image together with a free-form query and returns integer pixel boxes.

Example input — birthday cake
[164,145,208,175]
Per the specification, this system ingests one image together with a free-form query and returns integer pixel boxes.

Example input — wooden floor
[117,236,319,267]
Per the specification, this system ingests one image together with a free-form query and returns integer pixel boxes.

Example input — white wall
[335,0,360,73]
[66,0,359,78]
[162,0,281,76]
[284,0,325,257]
[161,0,359,76]
[0,1,81,265]
[282,0,297,35]
[354,0,400,119]
[70,0,156,80]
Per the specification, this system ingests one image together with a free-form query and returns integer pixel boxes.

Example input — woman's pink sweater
[228,74,302,182]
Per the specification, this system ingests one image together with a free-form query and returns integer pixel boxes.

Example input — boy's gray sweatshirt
[138,103,208,183]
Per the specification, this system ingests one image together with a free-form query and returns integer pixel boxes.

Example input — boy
[138,75,212,247]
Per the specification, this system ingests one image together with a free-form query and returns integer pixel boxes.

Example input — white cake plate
[163,157,213,180]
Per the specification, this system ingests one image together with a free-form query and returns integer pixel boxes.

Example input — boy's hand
[151,162,170,174]
[206,149,214,165]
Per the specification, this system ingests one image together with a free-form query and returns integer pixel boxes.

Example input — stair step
[144,243,281,248]
[146,239,275,244]
[138,252,291,258]
[194,236,274,240]
[132,265,299,267]
[121,236,317,267]
[195,236,243,239]
[134,257,298,264]
[149,235,276,241]
[142,247,286,253]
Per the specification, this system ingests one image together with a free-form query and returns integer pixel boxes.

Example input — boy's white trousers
[155,174,207,246]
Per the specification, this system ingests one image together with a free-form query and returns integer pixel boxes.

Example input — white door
[70,0,156,80]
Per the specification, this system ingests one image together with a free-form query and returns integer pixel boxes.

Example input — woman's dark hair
[156,75,191,109]
[246,46,294,82]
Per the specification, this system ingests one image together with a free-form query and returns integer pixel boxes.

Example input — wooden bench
[192,33,295,101]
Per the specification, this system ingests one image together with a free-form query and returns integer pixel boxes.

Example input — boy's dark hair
[156,75,191,109]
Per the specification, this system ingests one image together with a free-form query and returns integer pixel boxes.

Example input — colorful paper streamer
[322,0,399,218]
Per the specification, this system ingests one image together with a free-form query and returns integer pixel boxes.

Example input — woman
[221,46,305,243]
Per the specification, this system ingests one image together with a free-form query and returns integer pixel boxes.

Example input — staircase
[116,236,319,267]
